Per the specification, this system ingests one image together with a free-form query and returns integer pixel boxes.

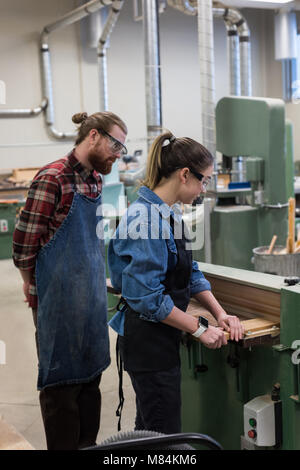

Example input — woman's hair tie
[162,135,176,147]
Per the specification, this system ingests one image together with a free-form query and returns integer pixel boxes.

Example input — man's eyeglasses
[189,169,211,189]
[98,129,128,156]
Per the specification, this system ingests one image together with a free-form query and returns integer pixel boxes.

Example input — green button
[249,418,256,427]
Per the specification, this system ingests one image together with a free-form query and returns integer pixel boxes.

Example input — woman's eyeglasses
[189,169,211,189]
[98,129,128,156]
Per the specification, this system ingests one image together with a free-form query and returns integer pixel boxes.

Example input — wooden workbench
[106,280,280,347]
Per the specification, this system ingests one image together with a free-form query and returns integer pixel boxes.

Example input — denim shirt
[108,186,211,335]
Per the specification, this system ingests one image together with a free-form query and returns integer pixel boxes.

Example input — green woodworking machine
[195,96,294,270]
[181,262,300,450]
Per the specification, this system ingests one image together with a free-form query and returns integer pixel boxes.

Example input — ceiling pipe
[98,1,124,111]
[168,0,251,185]
[143,0,163,149]
[197,0,215,264]
[167,1,251,96]
[0,1,112,124]
[221,5,252,96]
[0,0,122,140]
[40,0,120,140]
[0,99,48,118]
[197,0,216,159]
[274,9,298,102]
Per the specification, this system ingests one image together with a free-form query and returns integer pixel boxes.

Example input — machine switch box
[0,220,8,233]
[243,395,282,447]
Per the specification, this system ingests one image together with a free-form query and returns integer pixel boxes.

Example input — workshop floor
[0,258,135,450]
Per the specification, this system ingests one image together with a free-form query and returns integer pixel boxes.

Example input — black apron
[119,216,193,373]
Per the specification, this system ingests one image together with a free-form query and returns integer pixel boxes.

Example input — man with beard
[12,111,127,450]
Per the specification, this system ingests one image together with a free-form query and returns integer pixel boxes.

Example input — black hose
[82,430,223,451]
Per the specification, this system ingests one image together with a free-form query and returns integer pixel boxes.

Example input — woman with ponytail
[108,131,244,434]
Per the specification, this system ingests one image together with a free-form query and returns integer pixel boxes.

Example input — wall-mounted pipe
[0,0,122,141]
[0,0,111,123]
[167,0,196,15]
[213,7,241,95]
[221,6,252,96]
[167,1,251,96]
[274,9,298,102]
[41,0,113,38]
[40,0,123,139]
[197,0,216,162]
[167,1,251,186]
[0,99,48,118]
[134,0,166,21]
[143,0,163,149]
[98,1,124,111]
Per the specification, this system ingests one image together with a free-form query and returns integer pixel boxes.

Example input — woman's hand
[199,325,227,349]
[217,313,244,342]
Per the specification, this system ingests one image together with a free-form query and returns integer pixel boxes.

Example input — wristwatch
[192,316,209,338]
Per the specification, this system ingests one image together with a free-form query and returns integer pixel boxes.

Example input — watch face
[199,316,209,328]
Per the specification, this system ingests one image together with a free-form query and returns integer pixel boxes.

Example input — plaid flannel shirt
[12,150,102,309]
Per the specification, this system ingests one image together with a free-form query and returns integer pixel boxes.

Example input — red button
[248,430,257,439]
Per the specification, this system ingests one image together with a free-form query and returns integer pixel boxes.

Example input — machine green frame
[181,263,300,450]
[195,97,294,270]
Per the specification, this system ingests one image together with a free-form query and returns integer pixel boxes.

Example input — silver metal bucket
[252,246,300,276]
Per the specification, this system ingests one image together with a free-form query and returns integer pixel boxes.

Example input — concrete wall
[0,1,298,172]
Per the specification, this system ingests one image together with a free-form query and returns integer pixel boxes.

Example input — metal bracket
[272,344,290,352]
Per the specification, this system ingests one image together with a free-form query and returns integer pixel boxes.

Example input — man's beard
[87,152,113,175]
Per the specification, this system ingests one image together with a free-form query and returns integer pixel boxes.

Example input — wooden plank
[188,301,280,341]
[205,276,281,322]
[287,197,295,253]
[267,235,277,254]
[7,167,40,184]
[106,280,281,342]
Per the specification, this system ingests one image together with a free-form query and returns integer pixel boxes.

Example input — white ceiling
[220,0,300,10]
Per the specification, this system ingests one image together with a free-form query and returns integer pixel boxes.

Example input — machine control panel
[0,219,8,233]
[243,395,282,447]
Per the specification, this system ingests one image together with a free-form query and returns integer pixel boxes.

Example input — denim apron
[35,183,110,390]
[115,216,192,430]
[119,217,193,373]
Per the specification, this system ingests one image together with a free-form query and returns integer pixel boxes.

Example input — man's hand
[19,269,34,307]
[23,281,31,305]
[199,325,227,349]
[218,313,244,341]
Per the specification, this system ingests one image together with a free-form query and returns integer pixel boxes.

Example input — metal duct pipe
[98,1,124,111]
[0,0,115,133]
[274,9,297,102]
[221,6,252,97]
[197,0,216,264]
[41,0,113,38]
[143,0,163,149]
[40,0,119,139]
[197,0,216,159]
[226,25,240,96]
[0,99,48,118]
[213,6,241,95]
[167,0,196,15]
[167,1,251,96]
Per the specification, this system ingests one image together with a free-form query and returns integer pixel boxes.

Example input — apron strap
[116,335,124,432]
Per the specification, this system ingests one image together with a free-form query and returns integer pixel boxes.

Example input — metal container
[252,245,300,276]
